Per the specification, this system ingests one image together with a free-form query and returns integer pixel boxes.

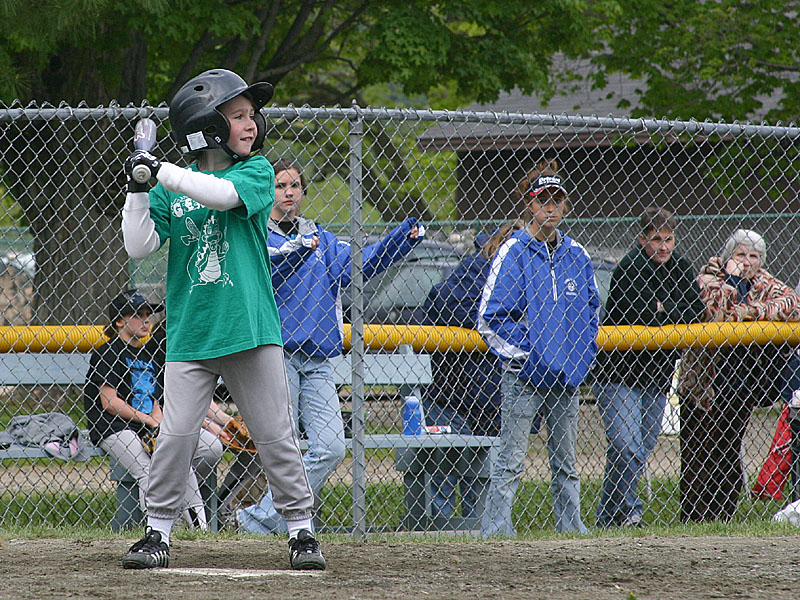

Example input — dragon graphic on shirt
[181,214,232,290]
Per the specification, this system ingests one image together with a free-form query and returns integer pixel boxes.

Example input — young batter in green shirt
[121,68,324,571]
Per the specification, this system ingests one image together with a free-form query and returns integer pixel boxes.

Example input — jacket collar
[520,228,564,253]
[268,215,317,237]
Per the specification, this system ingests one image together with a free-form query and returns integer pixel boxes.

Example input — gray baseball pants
[99,429,204,517]
[145,344,314,522]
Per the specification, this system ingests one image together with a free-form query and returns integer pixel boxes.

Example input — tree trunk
[1,114,131,326]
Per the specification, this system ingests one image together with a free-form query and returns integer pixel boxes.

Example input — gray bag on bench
[0,412,93,461]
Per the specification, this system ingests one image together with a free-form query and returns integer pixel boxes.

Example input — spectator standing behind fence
[478,160,599,536]
[678,229,800,523]
[421,219,524,520]
[121,69,324,571]
[84,290,216,530]
[591,208,705,528]
[235,158,423,535]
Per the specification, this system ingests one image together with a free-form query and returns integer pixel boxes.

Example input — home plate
[153,568,323,578]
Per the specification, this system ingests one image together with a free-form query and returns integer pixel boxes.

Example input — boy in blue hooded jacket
[479,160,599,536]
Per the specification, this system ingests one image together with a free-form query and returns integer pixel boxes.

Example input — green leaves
[0,0,619,109]
[360,0,613,104]
[594,0,800,122]
[5,0,800,122]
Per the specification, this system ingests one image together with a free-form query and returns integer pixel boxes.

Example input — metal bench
[1,350,497,532]
[351,433,496,532]
[329,349,497,532]
[0,353,217,531]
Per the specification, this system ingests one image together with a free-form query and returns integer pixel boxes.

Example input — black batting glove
[124,151,161,192]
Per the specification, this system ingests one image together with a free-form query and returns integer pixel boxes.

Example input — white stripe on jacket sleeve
[477,238,529,360]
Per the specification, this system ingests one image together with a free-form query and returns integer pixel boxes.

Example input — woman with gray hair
[721,228,767,262]
[678,229,800,522]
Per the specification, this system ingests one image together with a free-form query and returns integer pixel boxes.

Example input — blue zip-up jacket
[478,228,600,389]
[267,216,422,356]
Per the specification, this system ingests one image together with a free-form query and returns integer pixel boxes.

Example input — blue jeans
[425,402,481,519]
[238,351,346,534]
[594,381,666,527]
[481,371,588,536]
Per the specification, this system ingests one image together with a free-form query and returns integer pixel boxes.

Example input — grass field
[0,475,788,532]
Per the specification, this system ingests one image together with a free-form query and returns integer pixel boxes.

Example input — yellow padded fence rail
[2,322,800,354]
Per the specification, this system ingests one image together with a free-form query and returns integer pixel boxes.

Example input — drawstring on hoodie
[546,243,557,301]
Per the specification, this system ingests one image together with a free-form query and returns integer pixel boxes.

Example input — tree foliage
[3,1,798,120]
[593,0,800,123]
[0,0,614,106]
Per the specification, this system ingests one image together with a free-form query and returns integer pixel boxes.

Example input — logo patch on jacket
[565,278,578,297]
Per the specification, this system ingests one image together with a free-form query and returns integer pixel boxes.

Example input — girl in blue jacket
[237,158,422,534]
[478,160,599,536]
[423,220,535,520]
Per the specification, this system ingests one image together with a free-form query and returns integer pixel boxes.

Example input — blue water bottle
[402,395,424,435]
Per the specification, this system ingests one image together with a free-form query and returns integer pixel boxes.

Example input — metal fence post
[348,103,367,538]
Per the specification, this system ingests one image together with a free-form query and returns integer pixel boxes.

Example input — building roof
[418,58,783,151]
[466,62,643,117]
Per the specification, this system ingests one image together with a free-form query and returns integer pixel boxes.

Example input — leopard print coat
[677,256,800,410]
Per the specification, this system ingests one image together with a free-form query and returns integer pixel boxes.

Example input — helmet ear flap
[209,108,231,148]
[251,111,266,154]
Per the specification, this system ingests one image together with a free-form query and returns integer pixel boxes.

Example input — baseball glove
[219,416,257,454]
[141,427,159,455]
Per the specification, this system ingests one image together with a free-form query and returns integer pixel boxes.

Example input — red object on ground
[752,404,792,501]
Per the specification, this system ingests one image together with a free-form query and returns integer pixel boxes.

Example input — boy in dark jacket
[592,207,704,527]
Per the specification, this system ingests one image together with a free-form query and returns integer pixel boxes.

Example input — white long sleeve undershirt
[122,192,160,259]
[157,163,242,211]
[122,162,243,259]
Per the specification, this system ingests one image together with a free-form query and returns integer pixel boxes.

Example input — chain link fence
[1,103,799,534]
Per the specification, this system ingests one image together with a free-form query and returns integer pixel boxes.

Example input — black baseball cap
[108,289,164,323]
[527,175,568,198]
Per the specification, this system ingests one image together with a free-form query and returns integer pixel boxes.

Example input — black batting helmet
[169,69,273,161]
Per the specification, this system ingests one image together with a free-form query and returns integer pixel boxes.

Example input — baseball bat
[132,118,157,183]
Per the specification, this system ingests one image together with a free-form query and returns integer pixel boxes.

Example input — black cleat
[288,529,326,570]
[122,527,170,569]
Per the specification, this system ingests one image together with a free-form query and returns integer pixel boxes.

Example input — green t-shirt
[148,155,283,361]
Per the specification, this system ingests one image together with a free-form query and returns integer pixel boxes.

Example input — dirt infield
[1,534,799,600]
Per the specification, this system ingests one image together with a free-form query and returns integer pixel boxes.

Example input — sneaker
[218,505,240,532]
[620,514,645,528]
[122,527,170,569]
[288,529,326,570]
[773,499,800,526]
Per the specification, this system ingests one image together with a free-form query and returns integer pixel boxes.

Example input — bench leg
[112,480,143,532]
[402,471,429,531]
[396,446,430,531]
[396,445,493,533]
[199,470,219,533]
